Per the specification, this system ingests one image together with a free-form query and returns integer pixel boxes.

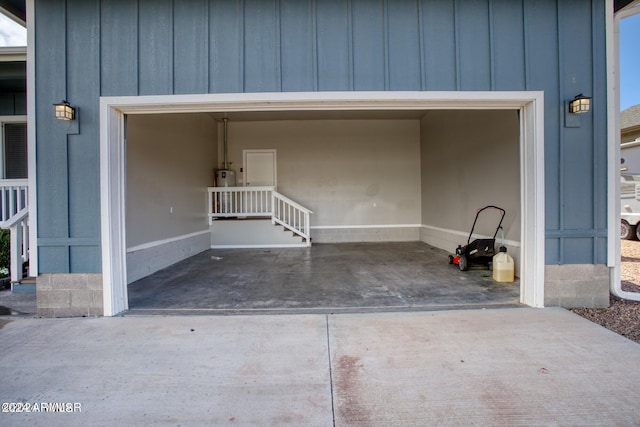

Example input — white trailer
[621,174,640,239]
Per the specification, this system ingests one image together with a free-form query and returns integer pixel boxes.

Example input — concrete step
[5,276,37,294]
[11,282,36,294]
[211,219,307,248]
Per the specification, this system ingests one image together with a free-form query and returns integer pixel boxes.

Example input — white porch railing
[208,186,313,246]
[0,179,28,222]
[0,179,29,283]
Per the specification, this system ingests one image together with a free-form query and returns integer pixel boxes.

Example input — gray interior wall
[34,0,609,272]
[420,110,521,242]
[126,113,217,248]
[225,119,422,227]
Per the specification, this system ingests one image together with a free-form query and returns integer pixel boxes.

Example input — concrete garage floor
[127,242,520,315]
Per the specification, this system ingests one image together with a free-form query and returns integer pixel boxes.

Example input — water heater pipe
[223,118,229,170]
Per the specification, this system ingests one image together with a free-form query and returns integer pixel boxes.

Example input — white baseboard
[127,230,210,253]
[310,224,421,229]
[211,244,308,249]
[420,224,520,248]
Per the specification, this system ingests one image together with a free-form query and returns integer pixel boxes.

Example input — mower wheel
[458,255,468,271]
[448,255,454,264]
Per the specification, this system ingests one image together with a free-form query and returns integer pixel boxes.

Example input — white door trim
[243,149,277,188]
[100,102,128,316]
[26,0,36,277]
[100,91,545,316]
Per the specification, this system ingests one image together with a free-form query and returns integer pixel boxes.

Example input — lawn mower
[448,205,506,271]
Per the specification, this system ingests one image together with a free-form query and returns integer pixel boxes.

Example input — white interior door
[243,149,277,187]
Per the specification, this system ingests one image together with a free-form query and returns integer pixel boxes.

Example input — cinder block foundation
[544,264,610,308]
[37,273,103,317]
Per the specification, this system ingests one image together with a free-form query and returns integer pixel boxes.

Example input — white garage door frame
[100,91,545,316]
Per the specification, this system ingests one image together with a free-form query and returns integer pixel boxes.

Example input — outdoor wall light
[568,94,591,114]
[54,100,80,134]
[54,100,76,120]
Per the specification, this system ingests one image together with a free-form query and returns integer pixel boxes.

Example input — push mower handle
[468,206,506,244]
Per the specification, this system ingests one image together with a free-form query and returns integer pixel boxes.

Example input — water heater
[216,169,236,187]
[216,169,236,214]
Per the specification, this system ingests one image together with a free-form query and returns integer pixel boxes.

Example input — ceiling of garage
[205,109,435,122]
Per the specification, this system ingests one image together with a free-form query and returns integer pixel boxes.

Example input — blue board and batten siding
[34,0,608,273]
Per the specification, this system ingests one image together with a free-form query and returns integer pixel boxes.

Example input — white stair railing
[208,186,313,246]
[272,192,312,246]
[2,208,28,283]
[0,180,29,283]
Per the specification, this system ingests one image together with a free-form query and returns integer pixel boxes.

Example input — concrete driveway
[1,307,639,426]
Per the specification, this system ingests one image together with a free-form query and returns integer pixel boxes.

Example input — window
[2,121,27,179]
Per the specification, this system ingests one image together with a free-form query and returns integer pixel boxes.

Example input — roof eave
[0,1,25,27]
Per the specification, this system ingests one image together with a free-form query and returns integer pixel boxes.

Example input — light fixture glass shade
[568,95,591,114]
[54,101,75,120]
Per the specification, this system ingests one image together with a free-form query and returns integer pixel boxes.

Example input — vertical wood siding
[491,0,526,91]
[34,0,609,272]
[456,0,492,90]
[421,0,456,90]
[316,0,351,90]
[174,0,209,94]
[100,0,138,96]
[209,0,244,92]
[387,0,421,90]
[35,0,69,272]
[280,0,316,91]
[66,0,101,272]
[138,0,174,95]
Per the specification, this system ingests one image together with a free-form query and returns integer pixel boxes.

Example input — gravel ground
[571,239,640,344]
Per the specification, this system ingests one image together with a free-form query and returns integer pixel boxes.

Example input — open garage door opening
[100,92,545,316]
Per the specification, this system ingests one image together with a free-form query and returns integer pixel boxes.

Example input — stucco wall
[126,113,217,248]
[225,119,422,228]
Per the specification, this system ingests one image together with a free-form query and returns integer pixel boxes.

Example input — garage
[28,0,617,317]
[99,92,544,315]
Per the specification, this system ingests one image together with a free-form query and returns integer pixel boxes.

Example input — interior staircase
[208,186,313,248]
